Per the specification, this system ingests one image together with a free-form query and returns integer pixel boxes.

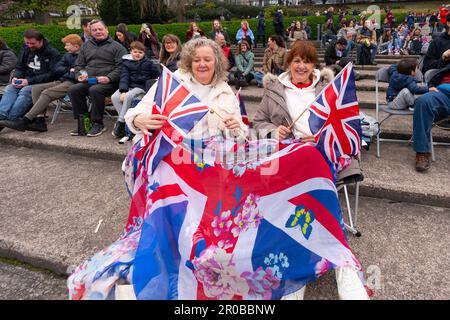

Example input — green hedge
[0,13,409,55]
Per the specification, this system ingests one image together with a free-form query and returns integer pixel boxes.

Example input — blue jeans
[344,40,355,57]
[0,84,33,120]
[413,91,450,153]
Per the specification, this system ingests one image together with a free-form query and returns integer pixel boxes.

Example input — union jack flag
[236,88,249,126]
[308,63,362,163]
[134,65,210,174]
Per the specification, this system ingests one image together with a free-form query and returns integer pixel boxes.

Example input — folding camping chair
[424,68,450,161]
[336,157,363,237]
[375,66,424,158]
[51,96,73,124]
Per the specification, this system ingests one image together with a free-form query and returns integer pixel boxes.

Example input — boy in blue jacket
[387,59,429,110]
[111,41,160,138]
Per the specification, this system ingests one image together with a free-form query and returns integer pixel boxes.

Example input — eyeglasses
[164,41,176,45]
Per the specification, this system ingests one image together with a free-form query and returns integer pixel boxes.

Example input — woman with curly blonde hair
[125,38,246,140]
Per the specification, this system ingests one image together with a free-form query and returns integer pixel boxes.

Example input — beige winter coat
[262,47,287,74]
[253,68,334,139]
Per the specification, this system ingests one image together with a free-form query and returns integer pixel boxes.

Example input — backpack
[359,111,379,149]
[359,44,372,65]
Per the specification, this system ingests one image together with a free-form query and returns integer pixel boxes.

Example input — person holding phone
[138,23,160,60]
[67,20,127,137]
[0,29,60,132]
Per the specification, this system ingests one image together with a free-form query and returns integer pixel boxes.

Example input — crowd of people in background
[0,4,449,173]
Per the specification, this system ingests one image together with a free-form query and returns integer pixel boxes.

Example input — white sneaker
[335,266,369,300]
[281,286,306,300]
[115,284,137,300]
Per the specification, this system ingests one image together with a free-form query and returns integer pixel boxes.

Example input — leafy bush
[0,13,409,55]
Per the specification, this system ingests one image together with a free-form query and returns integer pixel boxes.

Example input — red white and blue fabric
[134,65,209,174]
[308,63,362,164]
[67,139,364,300]
[127,140,363,300]
[236,88,249,126]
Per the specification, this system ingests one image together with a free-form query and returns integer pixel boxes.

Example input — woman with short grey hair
[125,38,246,140]
[177,37,229,85]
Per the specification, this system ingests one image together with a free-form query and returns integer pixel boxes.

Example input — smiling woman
[125,38,246,141]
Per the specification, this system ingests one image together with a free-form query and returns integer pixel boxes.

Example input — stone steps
[0,113,448,212]
[0,107,449,280]
[243,100,450,143]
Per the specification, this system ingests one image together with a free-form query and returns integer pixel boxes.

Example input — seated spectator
[80,18,91,43]
[386,9,395,28]
[236,20,255,47]
[429,12,438,34]
[138,23,160,60]
[387,59,429,110]
[324,38,347,67]
[234,40,255,89]
[160,34,182,73]
[111,41,160,139]
[215,33,235,72]
[286,22,295,39]
[356,20,378,65]
[288,21,308,44]
[370,18,382,41]
[68,20,127,137]
[209,19,230,46]
[186,22,205,42]
[0,29,60,131]
[114,23,138,52]
[379,29,400,55]
[404,27,426,55]
[0,34,82,132]
[263,35,287,76]
[302,19,312,40]
[381,18,391,35]
[413,13,450,172]
[397,24,410,49]
[0,37,17,86]
[322,18,337,46]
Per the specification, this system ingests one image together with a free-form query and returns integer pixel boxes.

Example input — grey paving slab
[1,197,448,300]
[0,145,130,275]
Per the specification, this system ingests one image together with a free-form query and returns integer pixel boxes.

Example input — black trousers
[68,82,117,124]
[255,34,266,47]
[235,71,254,85]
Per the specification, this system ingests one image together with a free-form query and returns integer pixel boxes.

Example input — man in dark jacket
[324,38,347,66]
[255,12,266,48]
[274,9,284,38]
[0,34,82,132]
[412,13,450,172]
[0,37,17,85]
[0,29,60,131]
[68,19,127,137]
[209,20,230,46]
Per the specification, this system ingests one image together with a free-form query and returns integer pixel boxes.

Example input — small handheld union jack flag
[308,63,362,163]
[236,88,249,126]
[135,65,210,174]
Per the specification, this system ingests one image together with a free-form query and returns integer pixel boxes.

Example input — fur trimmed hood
[262,67,335,89]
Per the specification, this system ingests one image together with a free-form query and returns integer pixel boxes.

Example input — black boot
[0,117,31,132]
[70,116,86,136]
[27,117,47,132]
